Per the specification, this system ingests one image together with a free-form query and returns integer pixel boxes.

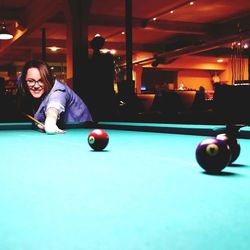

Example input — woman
[18,59,92,134]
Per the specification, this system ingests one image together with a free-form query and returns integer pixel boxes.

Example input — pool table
[0,122,250,250]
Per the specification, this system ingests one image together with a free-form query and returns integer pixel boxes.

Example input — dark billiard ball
[195,137,231,173]
[88,129,109,151]
[216,133,240,164]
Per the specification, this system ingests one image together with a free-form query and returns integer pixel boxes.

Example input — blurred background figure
[86,35,118,121]
[192,86,206,111]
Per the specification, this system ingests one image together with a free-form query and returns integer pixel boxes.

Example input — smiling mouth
[30,87,42,91]
[30,89,43,96]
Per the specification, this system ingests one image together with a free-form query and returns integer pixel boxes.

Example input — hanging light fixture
[0,22,13,40]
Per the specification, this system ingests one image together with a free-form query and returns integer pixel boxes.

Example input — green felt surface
[0,127,250,250]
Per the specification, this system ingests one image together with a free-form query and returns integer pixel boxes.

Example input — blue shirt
[34,80,92,123]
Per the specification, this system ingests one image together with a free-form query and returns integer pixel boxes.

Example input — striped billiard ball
[196,137,231,173]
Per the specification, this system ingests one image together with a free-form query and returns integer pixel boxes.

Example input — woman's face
[25,67,45,98]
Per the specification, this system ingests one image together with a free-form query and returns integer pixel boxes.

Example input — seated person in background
[192,86,206,111]
[178,83,186,90]
[17,59,92,134]
[0,77,5,95]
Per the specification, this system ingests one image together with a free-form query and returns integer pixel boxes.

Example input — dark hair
[17,60,55,114]
[18,59,54,97]
[90,35,105,50]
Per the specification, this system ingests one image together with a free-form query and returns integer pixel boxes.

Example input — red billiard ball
[88,129,109,151]
[195,137,231,173]
[216,133,240,164]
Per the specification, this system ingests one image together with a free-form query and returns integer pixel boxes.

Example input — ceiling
[0,0,250,74]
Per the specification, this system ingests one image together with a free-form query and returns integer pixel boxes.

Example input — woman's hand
[45,107,65,134]
[45,121,65,134]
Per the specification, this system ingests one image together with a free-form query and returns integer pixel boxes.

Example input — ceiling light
[217,59,224,63]
[110,49,117,55]
[100,48,109,53]
[100,49,117,55]
[49,46,60,52]
[0,22,13,40]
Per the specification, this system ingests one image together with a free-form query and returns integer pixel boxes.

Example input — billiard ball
[88,129,109,151]
[216,133,240,164]
[195,137,231,173]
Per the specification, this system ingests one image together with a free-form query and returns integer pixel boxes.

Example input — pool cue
[23,113,45,128]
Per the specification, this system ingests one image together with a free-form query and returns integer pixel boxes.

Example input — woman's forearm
[45,107,60,134]
[46,107,59,124]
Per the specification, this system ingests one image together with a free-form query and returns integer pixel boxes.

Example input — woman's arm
[45,107,65,134]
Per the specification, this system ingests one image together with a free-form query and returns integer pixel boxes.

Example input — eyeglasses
[26,79,44,87]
